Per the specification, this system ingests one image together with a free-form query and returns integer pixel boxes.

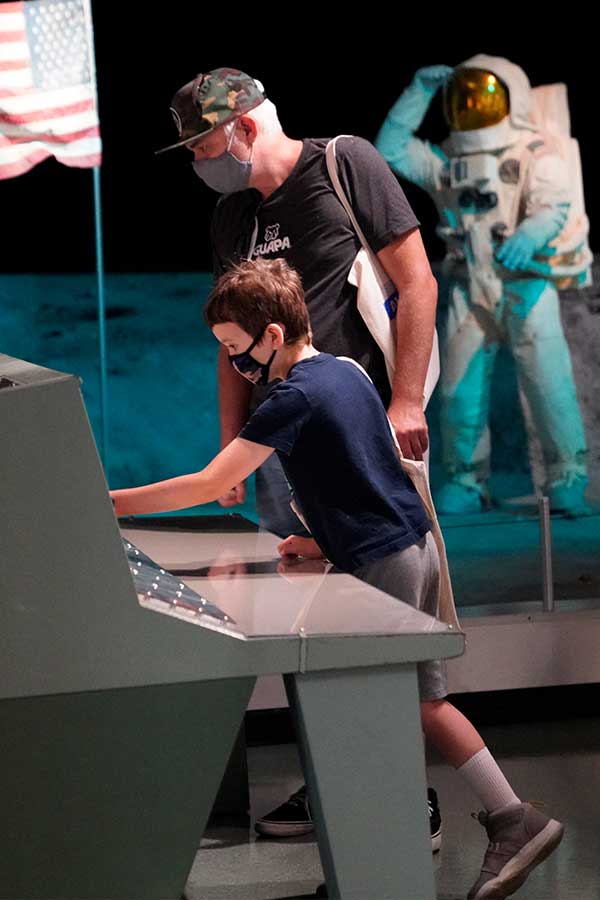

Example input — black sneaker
[255,785,313,837]
[256,784,442,851]
[428,787,442,853]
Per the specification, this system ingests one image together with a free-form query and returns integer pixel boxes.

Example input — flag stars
[25,0,91,90]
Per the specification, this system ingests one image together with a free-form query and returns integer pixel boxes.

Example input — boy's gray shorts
[353,530,448,702]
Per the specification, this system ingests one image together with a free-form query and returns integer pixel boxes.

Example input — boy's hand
[277,535,324,559]
[218,482,247,507]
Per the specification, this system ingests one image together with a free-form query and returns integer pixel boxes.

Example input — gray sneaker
[467,801,564,899]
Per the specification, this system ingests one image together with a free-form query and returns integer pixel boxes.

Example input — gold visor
[443,67,510,131]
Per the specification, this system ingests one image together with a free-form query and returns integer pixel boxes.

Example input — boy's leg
[352,533,448,853]
[426,704,564,899]
[353,531,449,705]
[256,533,442,846]
[359,535,564,899]
[421,700,520,808]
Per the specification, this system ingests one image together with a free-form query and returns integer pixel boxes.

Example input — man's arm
[377,227,438,460]
[111,437,273,517]
[216,345,253,506]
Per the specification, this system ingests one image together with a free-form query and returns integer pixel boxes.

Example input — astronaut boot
[547,473,591,517]
[436,479,490,515]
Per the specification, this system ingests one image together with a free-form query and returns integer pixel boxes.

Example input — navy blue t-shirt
[239,354,431,572]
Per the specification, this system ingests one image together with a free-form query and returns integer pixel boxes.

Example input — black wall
[2,13,596,272]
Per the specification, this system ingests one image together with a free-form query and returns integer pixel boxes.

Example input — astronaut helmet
[443,66,510,132]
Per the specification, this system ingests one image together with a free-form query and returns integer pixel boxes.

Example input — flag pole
[93,164,108,470]
[84,0,108,473]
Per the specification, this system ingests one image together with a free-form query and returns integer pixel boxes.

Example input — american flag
[0,0,101,179]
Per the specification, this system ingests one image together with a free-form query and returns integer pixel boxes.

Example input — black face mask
[228,329,277,385]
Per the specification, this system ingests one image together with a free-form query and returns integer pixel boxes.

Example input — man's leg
[254,452,309,537]
[253,454,311,838]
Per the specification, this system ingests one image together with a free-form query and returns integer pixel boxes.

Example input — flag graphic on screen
[0,0,101,179]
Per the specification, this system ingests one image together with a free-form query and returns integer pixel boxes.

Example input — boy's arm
[110,438,273,517]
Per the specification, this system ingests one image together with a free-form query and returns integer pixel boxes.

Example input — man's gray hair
[247,99,282,135]
[222,98,282,141]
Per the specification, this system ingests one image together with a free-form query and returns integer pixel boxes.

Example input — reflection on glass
[120,527,457,639]
[123,538,236,626]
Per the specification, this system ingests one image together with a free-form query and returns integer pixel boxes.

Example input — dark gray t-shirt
[211,136,419,405]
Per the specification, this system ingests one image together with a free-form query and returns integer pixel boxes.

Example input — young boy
[111,258,564,899]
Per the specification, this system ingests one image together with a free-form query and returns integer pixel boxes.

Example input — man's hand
[217,482,247,507]
[277,535,324,559]
[388,402,429,460]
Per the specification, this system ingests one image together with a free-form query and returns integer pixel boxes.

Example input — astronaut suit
[376,54,591,515]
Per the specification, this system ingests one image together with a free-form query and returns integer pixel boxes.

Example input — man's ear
[238,115,258,145]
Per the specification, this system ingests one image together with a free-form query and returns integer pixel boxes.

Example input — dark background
[2,12,596,273]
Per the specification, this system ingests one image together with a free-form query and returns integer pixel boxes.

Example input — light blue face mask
[191,123,253,194]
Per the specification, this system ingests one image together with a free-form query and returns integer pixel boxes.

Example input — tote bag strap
[325,136,374,256]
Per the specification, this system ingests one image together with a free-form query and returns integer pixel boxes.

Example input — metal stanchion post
[538,496,555,612]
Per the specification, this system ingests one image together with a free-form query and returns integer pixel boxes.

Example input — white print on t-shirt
[252,222,291,257]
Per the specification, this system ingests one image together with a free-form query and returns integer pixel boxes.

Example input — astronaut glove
[415,65,454,93]
[495,231,537,271]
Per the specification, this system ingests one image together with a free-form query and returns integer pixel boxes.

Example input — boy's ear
[265,323,285,347]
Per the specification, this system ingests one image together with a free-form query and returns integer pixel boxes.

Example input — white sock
[457,747,521,812]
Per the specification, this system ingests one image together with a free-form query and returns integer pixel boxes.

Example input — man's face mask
[228,328,276,385]
[192,121,253,193]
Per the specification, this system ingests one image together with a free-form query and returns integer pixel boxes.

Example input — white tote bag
[326,136,440,408]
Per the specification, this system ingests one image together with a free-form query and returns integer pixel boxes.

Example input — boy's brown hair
[204,258,311,345]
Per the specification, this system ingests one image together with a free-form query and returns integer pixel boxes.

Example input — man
[157,66,440,845]
[376,55,590,515]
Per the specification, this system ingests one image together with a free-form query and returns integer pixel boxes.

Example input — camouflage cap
[156,67,266,154]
